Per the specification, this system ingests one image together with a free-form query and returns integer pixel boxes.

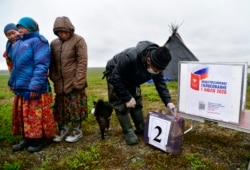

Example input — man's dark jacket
[104,41,172,106]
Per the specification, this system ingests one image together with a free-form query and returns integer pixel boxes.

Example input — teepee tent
[163,25,199,81]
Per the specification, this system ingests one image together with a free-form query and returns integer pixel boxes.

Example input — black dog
[92,99,113,139]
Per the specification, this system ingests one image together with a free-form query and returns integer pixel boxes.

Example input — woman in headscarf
[8,17,58,153]
[49,16,88,143]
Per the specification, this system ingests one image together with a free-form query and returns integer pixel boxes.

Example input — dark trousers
[107,83,145,133]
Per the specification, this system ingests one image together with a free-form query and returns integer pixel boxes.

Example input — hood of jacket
[135,41,159,65]
[136,41,158,54]
[53,16,75,36]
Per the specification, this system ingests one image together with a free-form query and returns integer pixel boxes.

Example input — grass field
[0,68,250,169]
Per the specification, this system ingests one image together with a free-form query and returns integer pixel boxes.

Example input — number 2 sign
[148,114,172,151]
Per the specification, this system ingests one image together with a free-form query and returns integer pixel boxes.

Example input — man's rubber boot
[117,114,138,145]
[130,109,145,135]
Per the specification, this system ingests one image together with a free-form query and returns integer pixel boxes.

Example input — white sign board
[178,62,247,124]
[148,114,172,151]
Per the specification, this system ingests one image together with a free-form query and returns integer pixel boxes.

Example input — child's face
[5,30,19,43]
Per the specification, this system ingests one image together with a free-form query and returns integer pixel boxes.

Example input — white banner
[178,62,247,124]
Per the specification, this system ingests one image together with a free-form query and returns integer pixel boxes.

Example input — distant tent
[163,25,199,81]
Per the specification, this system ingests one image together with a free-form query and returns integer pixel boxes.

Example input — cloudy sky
[0,0,250,70]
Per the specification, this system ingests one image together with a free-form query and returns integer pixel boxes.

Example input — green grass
[0,74,14,100]
[0,72,19,144]
[0,103,19,144]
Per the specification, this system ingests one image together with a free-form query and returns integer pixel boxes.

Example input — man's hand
[167,102,175,110]
[126,97,136,108]
[167,102,176,116]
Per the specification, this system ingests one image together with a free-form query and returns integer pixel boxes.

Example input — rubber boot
[27,138,47,153]
[117,114,138,145]
[130,109,145,135]
[12,138,33,152]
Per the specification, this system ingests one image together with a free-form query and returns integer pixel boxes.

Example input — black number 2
[153,126,162,143]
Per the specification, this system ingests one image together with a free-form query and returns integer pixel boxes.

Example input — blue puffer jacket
[8,31,51,96]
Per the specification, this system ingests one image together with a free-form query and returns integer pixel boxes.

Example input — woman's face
[57,31,71,41]
[18,26,29,36]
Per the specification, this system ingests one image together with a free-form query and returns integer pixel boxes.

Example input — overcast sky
[0,0,250,70]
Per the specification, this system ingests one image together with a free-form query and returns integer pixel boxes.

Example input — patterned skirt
[12,93,58,139]
[53,89,88,126]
